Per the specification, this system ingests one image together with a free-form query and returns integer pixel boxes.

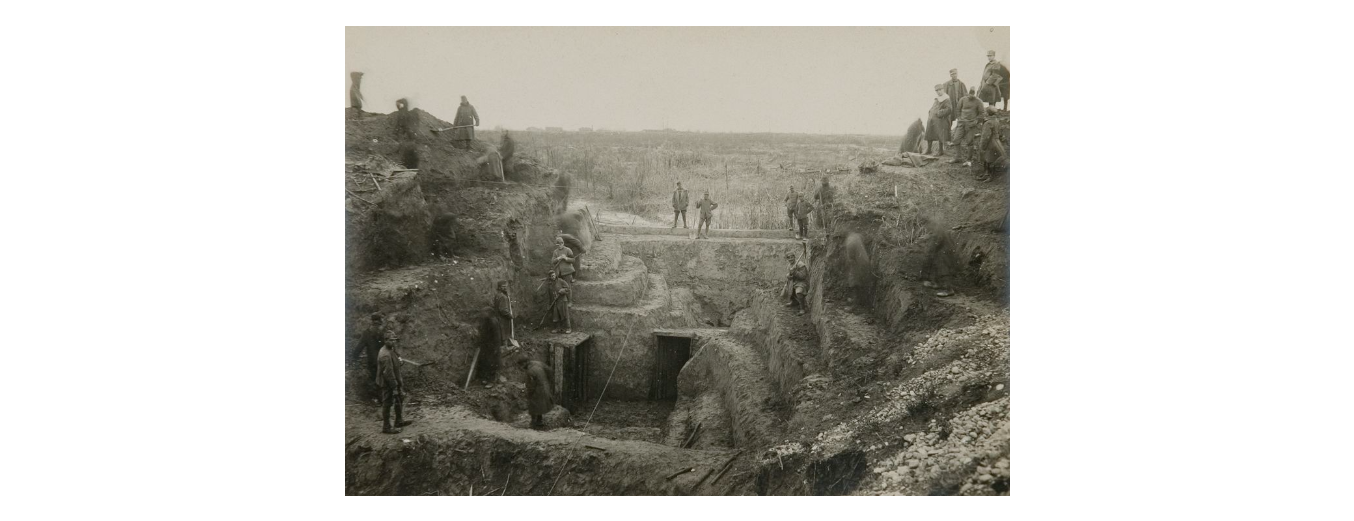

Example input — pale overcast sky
[345,27,1009,135]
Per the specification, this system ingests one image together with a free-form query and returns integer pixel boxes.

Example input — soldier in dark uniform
[547,271,572,334]
[980,50,1010,111]
[950,87,985,165]
[812,177,835,231]
[695,191,718,239]
[671,181,690,229]
[784,186,800,231]
[376,332,414,434]
[943,68,967,125]
[348,313,385,397]
[394,98,415,139]
[521,357,555,429]
[926,84,952,156]
[453,95,479,149]
[794,196,814,239]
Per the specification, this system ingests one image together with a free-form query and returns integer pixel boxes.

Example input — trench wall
[618,237,803,320]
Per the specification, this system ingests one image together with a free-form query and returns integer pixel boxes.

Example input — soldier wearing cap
[943,69,967,126]
[556,229,586,277]
[376,331,414,434]
[951,86,985,164]
[695,191,718,239]
[551,237,576,283]
[349,313,386,398]
[926,83,952,156]
[980,51,1010,111]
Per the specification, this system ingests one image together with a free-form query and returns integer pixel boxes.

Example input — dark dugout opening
[649,333,692,401]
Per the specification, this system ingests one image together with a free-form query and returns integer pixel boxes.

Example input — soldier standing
[522,357,555,429]
[376,332,414,434]
[950,87,985,165]
[349,313,386,399]
[552,237,577,283]
[980,51,1010,111]
[453,95,480,149]
[812,177,835,232]
[794,195,814,240]
[943,68,967,127]
[695,191,718,239]
[547,271,572,334]
[926,84,952,156]
[557,230,586,277]
[784,186,800,231]
[671,181,690,229]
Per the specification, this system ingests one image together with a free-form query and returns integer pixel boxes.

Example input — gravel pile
[807,311,1010,495]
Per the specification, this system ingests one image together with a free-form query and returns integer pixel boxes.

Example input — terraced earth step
[571,255,649,306]
[599,224,797,240]
[572,273,671,316]
[581,236,623,272]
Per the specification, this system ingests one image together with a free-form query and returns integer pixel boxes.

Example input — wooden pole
[464,349,480,390]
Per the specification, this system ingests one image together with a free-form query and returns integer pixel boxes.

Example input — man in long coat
[523,358,555,429]
[980,51,1010,110]
[376,332,414,434]
[492,280,513,345]
[784,186,800,231]
[453,95,479,148]
[547,271,572,334]
[552,237,576,283]
[943,69,967,125]
[926,84,952,156]
[695,191,718,239]
[812,177,835,230]
[556,231,585,278]
[794,196,814,239]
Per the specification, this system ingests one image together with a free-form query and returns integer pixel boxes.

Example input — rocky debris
[806,311,1010,495]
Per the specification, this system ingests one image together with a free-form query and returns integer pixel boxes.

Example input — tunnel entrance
[649,333,693,401]
[549,335,593,414]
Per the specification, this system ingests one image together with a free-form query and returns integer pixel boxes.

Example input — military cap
[934,84,944,91]
[949,68,957,74]
[986,50,996,57]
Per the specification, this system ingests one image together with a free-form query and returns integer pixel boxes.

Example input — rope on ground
[546,316,642,495]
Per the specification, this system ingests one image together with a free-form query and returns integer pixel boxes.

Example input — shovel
[507,287,521,348]
[431,124,475,133]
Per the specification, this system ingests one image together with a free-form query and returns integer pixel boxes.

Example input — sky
[345,27,1009,136]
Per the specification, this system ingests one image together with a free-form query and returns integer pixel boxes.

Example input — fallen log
[709,450,744,486]
[666,467,695,480]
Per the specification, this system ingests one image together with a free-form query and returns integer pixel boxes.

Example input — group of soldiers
[348,71,482,150]
[783,177,836,239]
[669,181,720,238]
[347,313,415,434]
[921,50,1010,181]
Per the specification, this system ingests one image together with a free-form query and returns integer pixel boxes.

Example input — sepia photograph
[344,26,1010,496]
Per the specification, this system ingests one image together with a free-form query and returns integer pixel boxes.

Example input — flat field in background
[499,130,902,229]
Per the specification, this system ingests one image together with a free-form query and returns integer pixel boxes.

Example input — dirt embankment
[346,107,573,414]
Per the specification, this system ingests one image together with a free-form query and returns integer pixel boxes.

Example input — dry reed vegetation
[493,130,902,230]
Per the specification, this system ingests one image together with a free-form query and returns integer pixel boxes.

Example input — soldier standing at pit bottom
[784,253,810,316]
[521,357,555,429]
[376,332,414,434]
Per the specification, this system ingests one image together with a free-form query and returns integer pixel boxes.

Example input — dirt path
[571,197,666,227]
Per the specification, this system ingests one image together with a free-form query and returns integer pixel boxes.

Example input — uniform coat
[552,245,576,277]
[980,61,1010,104]
[376,346,403,392]
[671,188,689,210]
[696,197,718,218]
[453,101,479,141]
[550,277,572,324]
[943,79,967,117]
[525,360,555,416]
[926,98,953,142]
[353,326,385,381]
[979,118,1008,165]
